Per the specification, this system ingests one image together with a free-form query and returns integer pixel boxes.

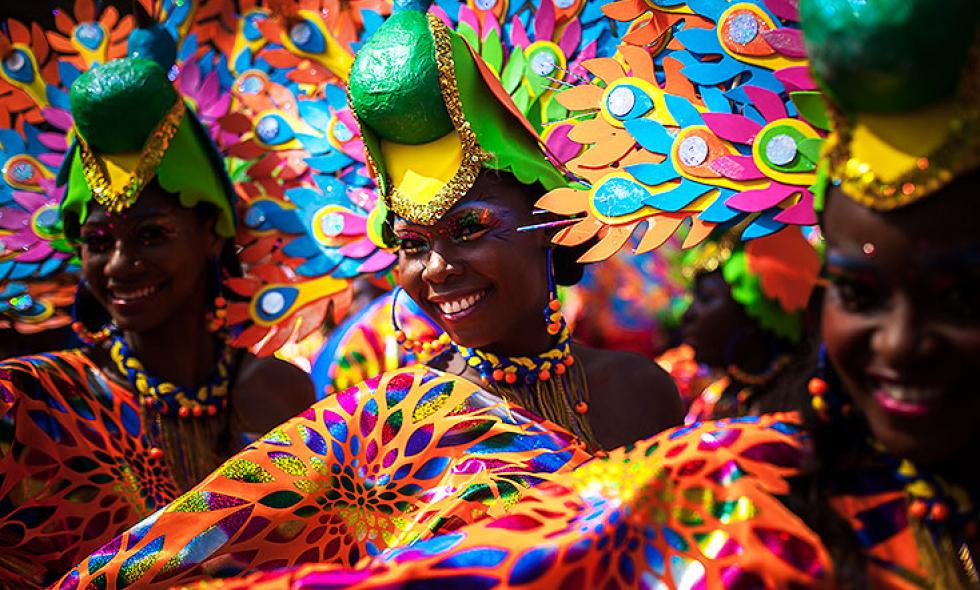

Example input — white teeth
[879,383,943,403]
[113,285,159,301]
[436,290,486,315]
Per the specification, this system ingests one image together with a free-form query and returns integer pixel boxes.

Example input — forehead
[823,186,980,269]
[83,186,185,226]
[393,173,532,228]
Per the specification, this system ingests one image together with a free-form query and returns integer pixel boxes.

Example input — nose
[420,248,460,285]
[104,238,142,279]
[870,295,937,368]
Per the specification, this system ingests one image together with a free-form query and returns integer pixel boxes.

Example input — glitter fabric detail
[76,99,186,214]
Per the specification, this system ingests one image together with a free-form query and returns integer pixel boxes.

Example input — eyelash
[396,213,501,254]
[80,225,174,253]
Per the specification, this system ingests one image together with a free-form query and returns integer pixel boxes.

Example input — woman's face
[682,271,753,368]
[822,176,980,465]
[393,171,550,353]
[79,183,222,334]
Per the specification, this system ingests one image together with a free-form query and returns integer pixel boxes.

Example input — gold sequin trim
[76,98,186,214]
[826,45,980,210]
[386,15,491,225]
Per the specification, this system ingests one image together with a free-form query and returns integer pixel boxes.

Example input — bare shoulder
[574,344,684,439]
[233,354,316,433]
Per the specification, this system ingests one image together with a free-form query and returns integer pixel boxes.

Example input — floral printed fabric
[54,366,589,589]
[167,413,931,589]
[0,350,181,589]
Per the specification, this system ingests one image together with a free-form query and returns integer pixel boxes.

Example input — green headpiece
[59,57,237,238]
[802,0,980,211]
[348,0,569,227]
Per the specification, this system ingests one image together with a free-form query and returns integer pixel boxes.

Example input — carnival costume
[87,0,980,588]
[42,0,613,586]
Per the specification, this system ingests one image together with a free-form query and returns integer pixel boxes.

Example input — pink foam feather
[13,191,48,211]
[358,249,397,274]
[340,238,376,258]
[743,86,787,123]
[545,124,579,164]
[773,190,817,225]
[534,0,555,42]
[339,212,367,236]
[558,17,581,57]
[709,155,766,181]
[458,5,480,36]
[702,113,763,145]
[510,15,531,49]
[763,0,799,21]
[41,106,73,130]
[726,183,798,212]
[763,28,806,58]
[775,66,815,92]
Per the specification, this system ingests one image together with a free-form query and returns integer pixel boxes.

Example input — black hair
[785,365,870,589]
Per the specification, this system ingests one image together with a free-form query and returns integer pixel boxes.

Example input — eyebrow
[825,252,877,270]
[923,248,980,269]
[85,209,175,225]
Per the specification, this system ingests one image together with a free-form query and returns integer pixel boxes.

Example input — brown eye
[81,233,112,254]
[137,225,169,246]
[397,236,428,254]
[830,276,884,314]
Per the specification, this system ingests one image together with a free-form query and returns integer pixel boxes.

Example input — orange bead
[148,447,164,459]
[192,405,204,417]
[207,405,219,416]
[929,502,949,522]
[504,372,518,385]
[178,406,191,419]
[574,401,588,414]
[554,363,566,376]
[563,356,575,366]
[908,499,928,520]
[548,299,561,311]
[492,369,505,382]
[547,323,561,335]
[538,370,550,381]
[215,296,227,308]
[807,378,828,396]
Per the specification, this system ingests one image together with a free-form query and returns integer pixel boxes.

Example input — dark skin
[393,170,682,449]
[682,271,776,374]
[78,183,314,437]
[822,176,980,482]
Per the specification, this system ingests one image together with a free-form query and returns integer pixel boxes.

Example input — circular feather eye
[254,113,296,147]
[73,23,105,50]
[254,286,299,323]
[603,82,654,122]
[4,155,46,191]
[288,18,326,53]
[3,48,35,84]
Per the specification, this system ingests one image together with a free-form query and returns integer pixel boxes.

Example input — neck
[122,302,216,389]
[480,319,557,358]
[727,332,778,382]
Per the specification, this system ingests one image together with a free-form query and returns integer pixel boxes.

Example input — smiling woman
[0,44,315,588]
[348,2,683,452]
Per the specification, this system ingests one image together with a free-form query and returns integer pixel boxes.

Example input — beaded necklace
[454,321,599,451]
[107,331,236,489]
[108,331,232,418]
[878,446,979,587]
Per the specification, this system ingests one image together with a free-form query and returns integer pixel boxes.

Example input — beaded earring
[71,279,113,345]
[391,287,451,356]
[205,259,228,334]
[807,344,850,421]
[544,248,562,335]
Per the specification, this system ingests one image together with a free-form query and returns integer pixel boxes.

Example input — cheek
[821,296,869,381]
[397,257,426,298]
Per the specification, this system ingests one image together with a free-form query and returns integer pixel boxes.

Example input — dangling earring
[391,287,450,355]
[205,259,228,334]
[544,248,562,336]
[808,343,850,421]
[71,279,113,345]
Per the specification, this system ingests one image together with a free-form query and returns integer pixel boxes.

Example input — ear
[203,215,225,259]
